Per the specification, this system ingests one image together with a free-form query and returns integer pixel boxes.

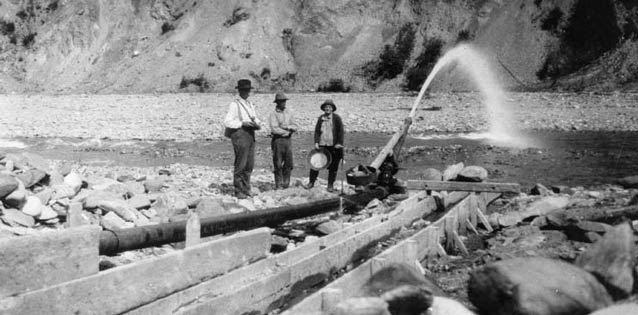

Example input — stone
[530,183,551,196]
[51,184,78,200]
[331,297,390,315]
[551,185,574,195]
[628,193,638,206]
[442,162,464,181]
[21,196,44,217]
[616,175,638,189]
[575,222,636,299]
[127,195,151,210]
[588,303,638,315]
[270,234,289,253]
[82,190,123,209]
[101,211,134,230]
[16,169,48,188]
[362,262,445,297]
[0,174,18,199]
[47,169,65,185]
[468,257,612,315]
[1,208,35,227]
[37,206,58,221]
[3,180,27,209]
[57,163,73,176]
[116,174,136,182]
[315,220,342,235]
[379,285,433,315]
[35,188,54,205]
[237,199,256,211]
[195,197,227,218]
[21,152,51,172]
[124,181,146,196]
[140,208,158,219]
[524,196,570,217]
[456,165,488,182]
[421,168,442,181]
[64,172,83,193]
[430,296,476,315]
[144,179,165,193]
[152,192,189,219]
[98,199,138,222]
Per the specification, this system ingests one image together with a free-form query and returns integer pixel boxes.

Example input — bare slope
[0,0,636,93]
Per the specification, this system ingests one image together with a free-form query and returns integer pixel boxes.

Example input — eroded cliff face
[0,0,636,93]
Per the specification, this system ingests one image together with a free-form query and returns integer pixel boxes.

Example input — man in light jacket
[269,92,298,189]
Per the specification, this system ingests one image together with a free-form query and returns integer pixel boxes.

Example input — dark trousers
[271,137,293,188]
[309,145,343,186]
[231,128,255,195]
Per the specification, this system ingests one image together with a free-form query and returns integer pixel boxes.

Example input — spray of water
[412,43,531,147]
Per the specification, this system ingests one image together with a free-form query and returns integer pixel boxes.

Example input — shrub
[540,7,563,33]
[403,37,444,91]
[536,0,621,80]
[179,73,210,92]
[456,29,473,43]
[360,23,416,87]
[317,79,351,92]
[22,32,36,48]
[223,7,250,27]
[0,20,15,35]
[161,22,175,35]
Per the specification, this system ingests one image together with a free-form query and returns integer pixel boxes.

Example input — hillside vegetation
[0,0,636,93]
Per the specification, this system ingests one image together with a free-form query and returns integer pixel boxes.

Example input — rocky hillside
[0,0,636,94]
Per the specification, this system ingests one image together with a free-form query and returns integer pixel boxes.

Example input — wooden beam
[407,180,520,193]
[174,195,437,315]
[0,228,270,315]
[0,225,101,299]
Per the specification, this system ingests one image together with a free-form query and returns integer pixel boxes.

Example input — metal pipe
[99,187,388,255]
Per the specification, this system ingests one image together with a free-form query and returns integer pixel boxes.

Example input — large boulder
[16,169,48,188]
[456,166,488,182]
[575,222,636,299]
[468,257,612,315]
[587,303,638,315]
[195,197,227,218]
[616,175,638,189]
[442,162,464,181]
[0,174,18,199]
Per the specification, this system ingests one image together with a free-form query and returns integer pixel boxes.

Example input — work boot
[304,182,314,189]
[327,184,335,193]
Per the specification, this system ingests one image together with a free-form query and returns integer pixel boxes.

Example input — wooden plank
[0,225,101,299]
[126,193,427,315]
[175,196,437,315]
[407,180,520,193]
[0,228,270,315]
[126,192,429,315]
[285,191,501,314]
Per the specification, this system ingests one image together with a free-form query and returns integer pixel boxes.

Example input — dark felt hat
[274,92,288,102]
[235,79,252,90]
[320,99,336,111]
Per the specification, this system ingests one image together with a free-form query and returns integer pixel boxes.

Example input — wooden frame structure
[0,181,512,315]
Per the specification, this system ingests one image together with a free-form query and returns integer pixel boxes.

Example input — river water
[1,130,637,191]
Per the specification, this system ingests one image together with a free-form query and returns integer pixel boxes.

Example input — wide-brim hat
[320,99,336,111]
[235,79,252,90]
[274,92,288,102]
[308,147,332,171]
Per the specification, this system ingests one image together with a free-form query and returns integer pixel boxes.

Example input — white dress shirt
[224,98,261,129]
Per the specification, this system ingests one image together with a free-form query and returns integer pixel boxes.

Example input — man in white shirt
[223,79,261,199]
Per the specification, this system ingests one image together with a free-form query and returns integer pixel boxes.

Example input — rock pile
[0,151,343,239]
